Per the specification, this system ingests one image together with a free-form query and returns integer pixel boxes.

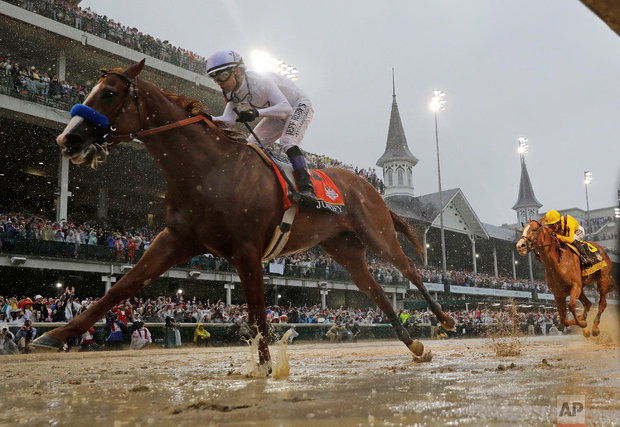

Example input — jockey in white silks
[205,50,317,205]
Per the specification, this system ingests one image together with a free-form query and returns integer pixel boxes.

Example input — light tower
[430,90,447,278]
[584,171,592,233]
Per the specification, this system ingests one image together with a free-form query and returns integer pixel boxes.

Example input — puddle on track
[1,334,618,426]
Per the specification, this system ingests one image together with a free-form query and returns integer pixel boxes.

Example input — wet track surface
[1,334,618,426]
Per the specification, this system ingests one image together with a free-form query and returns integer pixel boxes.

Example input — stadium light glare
[250,50,299,80]
[429,90,446,112]
[517,136,528,155]
[250,50,274,73]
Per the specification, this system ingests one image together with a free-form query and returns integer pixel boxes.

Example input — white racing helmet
[206,50,246,76]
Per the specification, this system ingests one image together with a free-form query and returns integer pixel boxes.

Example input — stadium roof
[385,188,492,240]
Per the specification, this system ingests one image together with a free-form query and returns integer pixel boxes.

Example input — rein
[106,114,220,145]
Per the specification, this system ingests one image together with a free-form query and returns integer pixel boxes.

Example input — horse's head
[56,59,146,168]
[516,219,544,256]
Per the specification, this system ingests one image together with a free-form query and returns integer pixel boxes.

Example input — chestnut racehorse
[34,60,454,368]
[516,219,614,336]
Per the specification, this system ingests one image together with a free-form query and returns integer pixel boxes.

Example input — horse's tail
[390,210,425,262]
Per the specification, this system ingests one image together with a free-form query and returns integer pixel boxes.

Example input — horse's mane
[160,90,246,142]
[100,68,246,143]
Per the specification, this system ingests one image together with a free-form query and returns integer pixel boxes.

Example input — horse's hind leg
[592,272,611,337]
[577,291,592,338]
[352,211,454,329]
[319,235,424,357]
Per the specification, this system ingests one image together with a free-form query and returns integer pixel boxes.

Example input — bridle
[69,71,222,159]
[520,220,555,255]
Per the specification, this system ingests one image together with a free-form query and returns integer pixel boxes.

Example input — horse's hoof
[441,316,456,331]
[592,329,600,337]
[408,340,424,356]
[31,334,64,349]
[581,328,591,338]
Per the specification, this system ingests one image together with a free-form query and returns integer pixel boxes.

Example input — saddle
[247,144,346,262]
[566,241,606,276]
[248,144,345,213]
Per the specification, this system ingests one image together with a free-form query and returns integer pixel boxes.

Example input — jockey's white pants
[247,99,314,153]
[572,226,585,242]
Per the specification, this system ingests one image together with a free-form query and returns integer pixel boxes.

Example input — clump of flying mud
[485,304,524,357]
[412,351,433,363]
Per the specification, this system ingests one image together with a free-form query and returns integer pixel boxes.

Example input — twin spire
[376,68,418,168]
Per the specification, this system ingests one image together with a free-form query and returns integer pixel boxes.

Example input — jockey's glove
[236,108,259,123]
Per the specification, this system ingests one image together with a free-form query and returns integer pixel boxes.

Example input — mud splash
[487,304,524,356]
[239,329,294,378]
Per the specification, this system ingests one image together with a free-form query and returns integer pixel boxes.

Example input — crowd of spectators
[398,306,563,338]
[0,290,395,326]
[0,212,159,262]
[417,267,548,293]
[0,54,90,107]
[5,0,208,74]
[305,152,384,193]
[1,289,566,352]
[1,290,563,335]
[584,216,613,234]
[1,210,559,293]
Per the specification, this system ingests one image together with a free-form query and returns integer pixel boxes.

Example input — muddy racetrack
[1,332,618,426]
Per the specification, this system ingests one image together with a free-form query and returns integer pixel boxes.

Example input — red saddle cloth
[257,146,345,212]
[309,169,345,213]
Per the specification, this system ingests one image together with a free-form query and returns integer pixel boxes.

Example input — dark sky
[80,0,620,225]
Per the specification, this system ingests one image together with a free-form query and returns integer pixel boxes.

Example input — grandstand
[0,0,617,311]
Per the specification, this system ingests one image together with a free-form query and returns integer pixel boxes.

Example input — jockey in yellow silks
[544,210,590,261]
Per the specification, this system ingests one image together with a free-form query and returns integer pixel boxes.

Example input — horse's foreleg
[34,229,191,348]
[320,236,423,357]
[568,283,588,328]
[554,296,574,328]
[233,248,271,368]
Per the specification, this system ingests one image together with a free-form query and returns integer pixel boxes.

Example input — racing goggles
[210,69,234,83]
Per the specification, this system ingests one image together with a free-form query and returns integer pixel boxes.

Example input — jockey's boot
[575,241,590,264]
[286,146,318,205]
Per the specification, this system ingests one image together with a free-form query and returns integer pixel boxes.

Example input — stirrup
[290,190,318,205]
